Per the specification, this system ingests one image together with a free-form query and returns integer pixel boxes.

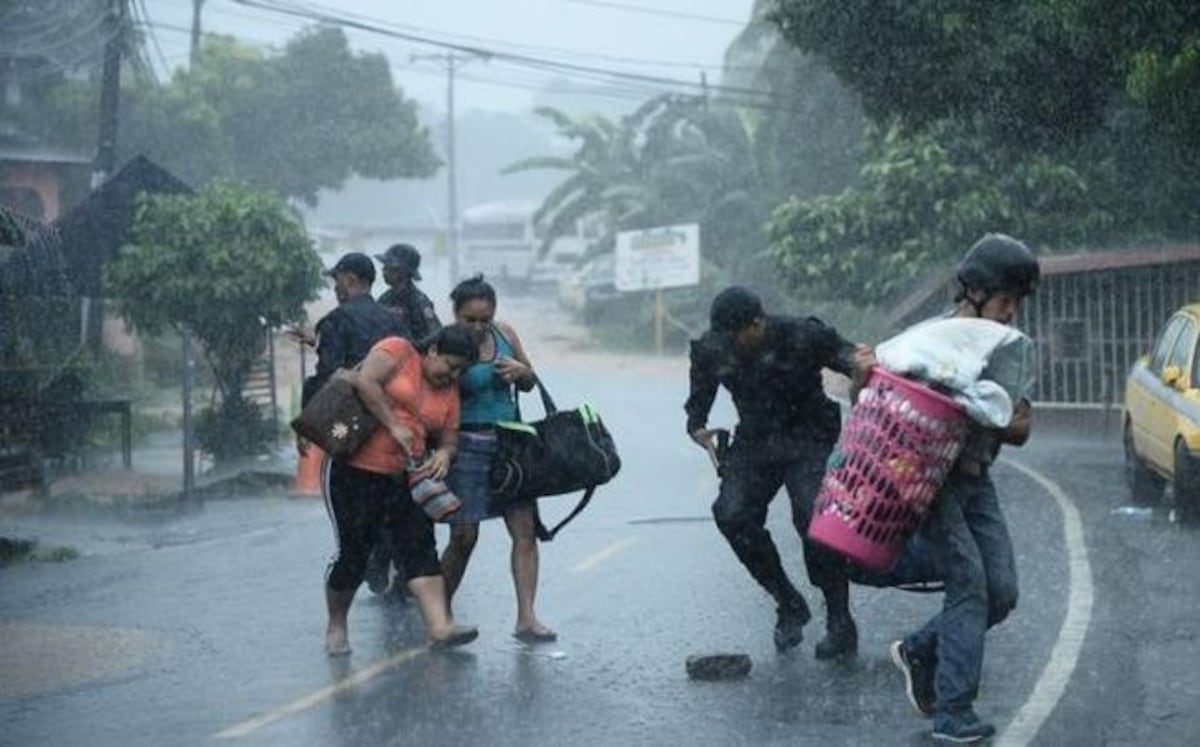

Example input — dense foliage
[20,26,440,205]
[766,0,1200,304]
[107,182,322,460]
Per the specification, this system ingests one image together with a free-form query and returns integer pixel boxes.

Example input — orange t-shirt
[349,337,460,475]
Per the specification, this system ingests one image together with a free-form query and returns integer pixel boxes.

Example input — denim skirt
[444,430,503,525]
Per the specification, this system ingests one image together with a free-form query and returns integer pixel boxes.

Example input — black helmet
[957,233,1039,298]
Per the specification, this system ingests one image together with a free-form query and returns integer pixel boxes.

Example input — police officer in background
[685,286,870,657]
[376,243,441,342]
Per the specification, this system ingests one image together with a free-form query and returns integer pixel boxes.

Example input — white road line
[213,646,426,740]
[996,457,1094,747]
[570,537,639,574]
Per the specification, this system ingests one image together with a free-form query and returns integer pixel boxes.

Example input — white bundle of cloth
[874,317,1030,428]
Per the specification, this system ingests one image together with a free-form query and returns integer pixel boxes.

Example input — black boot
[773,598,811,652]
[813,613,858,660]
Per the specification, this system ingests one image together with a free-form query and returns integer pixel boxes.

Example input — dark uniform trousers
[711,428,849,613]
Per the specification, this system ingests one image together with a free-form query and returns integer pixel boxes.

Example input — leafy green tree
[769,0,1120,148]
[22,26,440,205]
[506,96,769,273]
[768,122,1107,304]
[107,182,323,461]
[502,104,653,259]
[764,0,1200,296]
[722,3,865,202]
[127,28,440,204]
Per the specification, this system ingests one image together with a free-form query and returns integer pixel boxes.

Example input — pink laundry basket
[808,367,970,572]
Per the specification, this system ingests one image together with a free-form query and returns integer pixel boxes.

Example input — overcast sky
[143,0,758,115]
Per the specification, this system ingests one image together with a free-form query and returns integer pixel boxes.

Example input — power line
[562,0,748,26]
[151,0,769,77]
[305,0,757,73]
[136,0,174,77]
[231,0,778,105]
[139,18,695,108]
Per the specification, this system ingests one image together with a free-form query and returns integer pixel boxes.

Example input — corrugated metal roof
[0,145,91,165]
[889,244,1200,327]
[1038,244,1200,275]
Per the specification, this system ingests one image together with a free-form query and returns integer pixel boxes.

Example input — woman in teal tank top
[441,275,558,643]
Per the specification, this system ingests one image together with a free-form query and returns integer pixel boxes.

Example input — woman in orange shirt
[322,324,477,656]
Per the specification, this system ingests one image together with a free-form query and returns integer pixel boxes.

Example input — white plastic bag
[875,318,1028,428]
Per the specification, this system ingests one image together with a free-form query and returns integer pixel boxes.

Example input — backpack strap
[534,485,597,542]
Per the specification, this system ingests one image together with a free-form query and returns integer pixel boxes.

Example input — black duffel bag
[489,378,620,540]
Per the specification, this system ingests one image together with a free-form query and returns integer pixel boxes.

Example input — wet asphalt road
[3,361,1200,746]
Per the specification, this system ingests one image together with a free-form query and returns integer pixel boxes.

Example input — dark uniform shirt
[685,315,855,452]
[302,294,408,406]
[377,282,442,342]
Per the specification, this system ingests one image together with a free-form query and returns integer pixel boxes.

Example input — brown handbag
[290,367,380,459]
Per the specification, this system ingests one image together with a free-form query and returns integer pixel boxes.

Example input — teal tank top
[459,326,518,425]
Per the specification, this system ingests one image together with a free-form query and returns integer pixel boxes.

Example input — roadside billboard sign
[614,223,700,292]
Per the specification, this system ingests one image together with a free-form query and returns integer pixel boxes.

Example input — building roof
[0,144,91,165]
[888,244,1200,328]
[53,156,192,296]
[1038,244,1200,275]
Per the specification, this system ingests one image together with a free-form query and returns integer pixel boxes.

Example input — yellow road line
[213,646,426,740]
[570,537,639,574]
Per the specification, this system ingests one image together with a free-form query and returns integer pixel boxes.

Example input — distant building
[0,142,91,222]
[889,245,1200,406]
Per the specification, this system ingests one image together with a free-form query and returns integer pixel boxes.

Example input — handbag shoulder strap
[534,485,597,542]
[493,322,556,417]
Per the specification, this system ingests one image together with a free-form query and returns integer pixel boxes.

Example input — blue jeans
[902,471,1018,717]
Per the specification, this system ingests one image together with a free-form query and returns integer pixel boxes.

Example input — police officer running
[376,243,441,341]
[883,234,1039,743]
[685,286,869,656]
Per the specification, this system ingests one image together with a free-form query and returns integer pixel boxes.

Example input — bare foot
[325,626,351,657]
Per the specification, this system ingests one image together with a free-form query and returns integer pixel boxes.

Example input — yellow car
[1124,302,1200,520]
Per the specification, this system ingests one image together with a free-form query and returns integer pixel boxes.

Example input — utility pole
[445,52,459,285]
[183,0,205,500]
[92,0,126,189]
[410,51,488,286]
[86,0,126,352]
[190,0,205,66]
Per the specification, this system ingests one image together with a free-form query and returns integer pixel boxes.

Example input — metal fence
[1022,262,1200,405]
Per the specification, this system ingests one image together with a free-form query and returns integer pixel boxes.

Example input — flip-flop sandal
[430,625,479,649]
[513,628,558,644]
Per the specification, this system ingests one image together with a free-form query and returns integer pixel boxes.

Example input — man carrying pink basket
[858,234,1039,744]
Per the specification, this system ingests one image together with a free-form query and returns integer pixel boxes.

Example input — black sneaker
[931,710,996,743]
[773,602,811,652]
[889,640,935,718]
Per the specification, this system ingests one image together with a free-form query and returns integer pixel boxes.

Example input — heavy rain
[2,1,1200,745]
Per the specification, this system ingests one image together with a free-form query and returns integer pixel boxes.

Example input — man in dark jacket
[302,252,406,406]
[375,243,441,342]
[302,252,410,596]
[685,286,868,656]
